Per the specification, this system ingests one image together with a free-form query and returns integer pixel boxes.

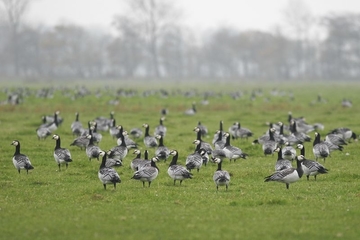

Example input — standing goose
[85,134,101,161]
[223,132,248,162]
[104,150,122,168]
[109,119,119,139]
[273,147,292,172]
[261,128,278,156]
[264,155,305,189]
[185,140,206,172]
[155,134,170,161]
[52,134,73,170]
[297,143,329,181]
[281,142,297,161]
[197,121,208,137]
[193,126,213,155]
[11,140,34,174]
[325,133,347,146]
[130,149,151,171]
[212,157,231,191]
[71,112,84,136]
[313,132,330,162]
[154,117,167,137]
[232,122,253,140]
[109,125,128,161]
[328,127,357,143]
[70,123,92,150]
[131,156,159,187]
[98,151,121,190]
[142,123,158,148]
[117,130,138,149]
[212,120,225,145]
[168,150,193,185]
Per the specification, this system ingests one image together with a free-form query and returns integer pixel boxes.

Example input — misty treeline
[1,0,360,81]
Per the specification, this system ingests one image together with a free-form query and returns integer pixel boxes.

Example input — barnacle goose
[260,128,277,156]
[230,122,253,140]
[94,111,114,132]
[297,144,329,180]
[129,127,143,139]
[328,127,357,143]
[90,121,103,144]
[109,119,119,139]
[155,134,170,161]
[273,147,292,172]
[109,126,128,161]
[104,150,122,168]
[85,134,101,161]
[36,126,51,140]
[71,112,84,136]
[313,132,330,162]
[212,120,224,145]
[223,132,248,162]
[154,117,167,137]
[197,121,208,137]
[130,149,150,171]
[168,150,193,185]
[281,142,297,161]
[212,157,231,191]
[131,156,159,187]
[325,133,347,146]
[264,155,304,189]
[213,130,226,150]
[142,123,158,148]
[184,102,196,115]
[98,151,121,190]
[70,126,91,150]
[117,130,138,149]
[52,134,73,170]
[185,141,206,172]
[11,140,34,174]
[193,126,213,155]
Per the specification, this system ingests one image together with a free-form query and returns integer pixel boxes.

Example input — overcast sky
[26,0,360,33]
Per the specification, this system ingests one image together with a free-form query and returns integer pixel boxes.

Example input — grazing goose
[154,117,167,137]
[142,123,158,148]
[70,126,92,150]
[130,149,150,171]
[129,127,143,138]
[185,141,206,172]
[52,134,73,170]
[328,127,357,143]
[273,147,292,172]
[11,140,34,174]
[98,151,121,190]
[223,132,248,162]
[131,156,159,187]
[71,112,84,136]
[197,121,208,137]
[36,126,51,140]
[325,133,347,146]
[155,134,170,161]
[104,150,122,168]
[313,132,330,162]
[85,134,101,161]
[297,143,329,181]
[264,155,305,189]
[168,150,193,185]
[193,126,213,155]
[281,142,297,161]
[212,157,231,191]
[184,102,196,115]
[261,128,277,156]
[109,126,128,161]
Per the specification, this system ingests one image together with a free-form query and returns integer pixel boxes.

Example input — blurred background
[0,0,360,82]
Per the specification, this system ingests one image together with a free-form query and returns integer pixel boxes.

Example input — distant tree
[0,0,31,75]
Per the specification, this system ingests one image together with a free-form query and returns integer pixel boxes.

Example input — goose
[193,139,210,166]
[94,111,114,132]
[197,121,208,137]
[142,123,158,148]
[52,134,73,170]
[213,120,223,145]
[231,122,253,140]
[328,127,357,143]
[289,120,312,143]
[325,133,347,146]
[273,147,292,172]
[281,142,296,161]
[43,111,63,127]
[71,112,84,136]
[313,132,330,162]
[184,102,196,115]
[11,140,34,174]
[131,156,159,187]
[130,149,151,171]
[213,130,226,150]
[70,126,92,150]
[36,126,51,140]
[155,134,170,161]
[185,141,206,172]
[98,151,121,190]
[193,126,213,155]
[117,130,138,149]
[90,121,103,144]
[154,117,167,137]
[85,134,101,161]
[297,143,329,180]
[109,119,119,139]
[261,128,278,156]
[109,126,128,161]
[212,157,231,191]
[223,132,248,162]
[264,155,305,189]
[129,127,143,138]
[168,150,193,185]
[104,150,122,168]
[41,111,60,133]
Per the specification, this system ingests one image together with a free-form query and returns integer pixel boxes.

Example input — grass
[0,81,360,240]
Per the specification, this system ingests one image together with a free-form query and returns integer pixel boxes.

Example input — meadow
[0,80,360,240]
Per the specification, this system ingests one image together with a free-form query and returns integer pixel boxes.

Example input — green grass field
[0,81,359,240]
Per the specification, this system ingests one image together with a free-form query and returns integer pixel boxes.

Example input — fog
[1,0,360,82]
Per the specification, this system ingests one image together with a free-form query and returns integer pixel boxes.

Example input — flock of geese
[10,99,358,191]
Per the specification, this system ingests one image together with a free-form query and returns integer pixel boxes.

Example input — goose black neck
[217,160,223,171]
[151,159,158,170]
[313,133,321,146]
[269,129,275,141]
[296,157,304,178]
[145,126,150,137]
[169,152,178,166]
[14,143,21,155]
[277,148,282,160]
[158,136,164,147]
[120,133,126,147]
[300,145,305,156]
[144,150,149,160]
[219,121,223,131]
[196,129,202,141]
[75,113,79,121]
[225,134,231,146]
[100,153,107,169]
[55,137,61,149]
